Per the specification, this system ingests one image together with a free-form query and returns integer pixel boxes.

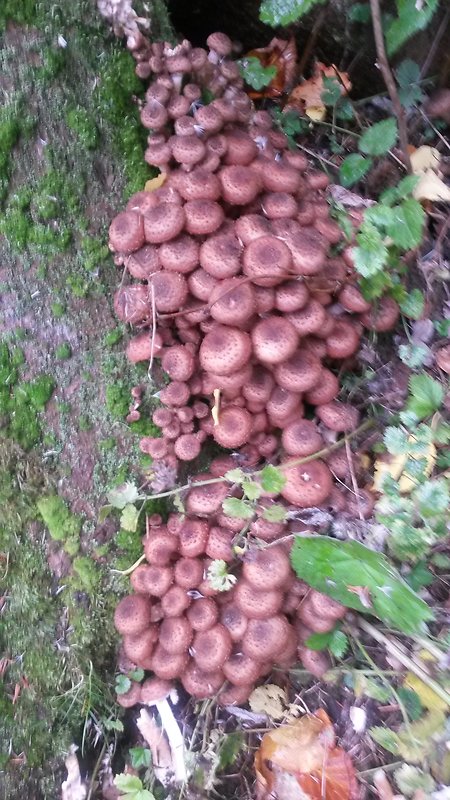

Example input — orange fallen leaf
[287,62,351,121]
[245,37,297,98]
[255,709,358,800]
[144,172,166,192]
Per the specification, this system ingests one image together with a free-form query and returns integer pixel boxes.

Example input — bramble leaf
[359,118,398,156]
[260,465,286,493]
[386,198,425,250]
[406,374,444,419]
[386,0,439,56]
[399,288,425,320]
[222,497,254,519]
[339,153,372,187]
[260,0,326,27]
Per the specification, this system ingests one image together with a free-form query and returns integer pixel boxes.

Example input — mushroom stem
[155,698,188,783]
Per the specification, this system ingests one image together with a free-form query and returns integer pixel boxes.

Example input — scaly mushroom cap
[179,518,209,557]
[114,594,153,635]
[220,165,261,205]
[174,557,204,589]
[309,590,347,621]
[243,545,291,590]
[261,191,298,219]
[151,645,189,679]
[187,598,219,632]
[287,300,327,337]
[159,234,199,273]
[281,419,324,457]
[275,280,309,313]
[234,580,284,618]
[209,278,256,326]
[280,459,333,507]
[243,235,292,286]
[151,271,188,314]
[143,530,178,566]
[184,200,225,235]
[285,229,327,276]
[224,129,258,165]
[181,661,224,698]
[143,203,185,244]
[132,564,174,597]
[218,683,253,706]
[250,515,285,542]
[186,476,229,516]
[200,230,242,278]
[177,167,221,202]
[140,677,173,704]
[212,406,252,448]
[126,331,163,364]
[274,351,321,393]
[174,434,202,461]
[206,526,234,561]
[304,369,339,405]
[127,244,161,279]
[267,386,302,422]
[114,284,149,324]
[140,100,169,130]
[161,345,195,381]
[220,602,248,641]
[223,653,261,686]
[123,627,157,664]
[171,134,206,166]
[188,268,219,301]
[109,211,145,254]
[207,30,233,56]
[361,296,400,332]
[261,161,301,194]
[161,585,191,617]
[242,615,291,661]
[199,325,252,375]
[297,597,338,633]
[192,623,232,671]
[235,214,271,245]
[117,681,142,708]
[159,616,193,653]
[338,284,371,313]
[243,366,275,404]
[316,401,359,432]
[436,344,450,374]
[298,646,330,678]
[326,319,360,359]
[251,316,299,364]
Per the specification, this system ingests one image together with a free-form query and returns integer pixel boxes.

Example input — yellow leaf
[373,437,436,494]
[249,684,288,719]
[144,172,166,192]
[404,672,449,712]
[305,105,326,121]
[413,170,450,203]
[410,145,441,174]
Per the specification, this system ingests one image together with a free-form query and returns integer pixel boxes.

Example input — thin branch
[369,0,412,172]
[419,5,450,80]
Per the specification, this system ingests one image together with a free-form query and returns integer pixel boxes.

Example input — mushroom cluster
[110,31,399,494]
[115,493,348,707]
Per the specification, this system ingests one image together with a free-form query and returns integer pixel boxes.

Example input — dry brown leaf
[410,145,441,174]
[413,170,450,202]
[255,709,358,800]
[249,684,288,719]
[287,62,351,121]
[144,172,166,192]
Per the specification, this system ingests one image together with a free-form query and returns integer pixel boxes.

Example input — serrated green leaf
[406,374,444,420]
[353,223,389,277]
[386,199,425,250]
[224,468,246,484]
[399,288,425,320]
[262,504,288,523]
[329,629,349,659]
[396,58,421,88]
[397,687,423,721]
[381,174,420,205]
[384,426,409,455]
[130,747,152,769]
[290,535,434,634]
[260,0,326,27]
[115,674,132,695]
[219,732,244,769]
[120,503,139,532]
[242,480,262,501]
[359,677,392,702]
[239,57,277,90]
[339,153,372,188]
[260,465,286,493]
[386,0,439,56]
[107,481,140,509]
[359,118,398,157]
[369,726,400,754]
[321,76,341,106]
[406,560,434,590]
[222,497,254,519]
[305,630,334,651]
[415,479,449,516]
[364,203,396,229]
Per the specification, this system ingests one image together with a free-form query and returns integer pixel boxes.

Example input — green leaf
[262,504,288,523]
[104,718,124,732]
[397,687,423,721]
[260,465,286,494]
[396,59,424,107]
[305,630,334,651]
[329,629,349,659]
[394,764,436,797]
[406,374,444,420]
[386,0,439,56]
[353,223,389,277]
[339,154,372,187]
[406,560,433,591]
[358,118,398,157]
[321,76,341,106]
[114,773,155,800]
[222,497,255,519]
[115,674,131,695]
[384,426,409,455]
[348,2,370,22]
[386,199,425,251]
[359,677,392,702]
[130,747,152,769]
[128,668,145,682]
[239,57,277,90]
[381,175,420,205]
[398,343,430,369]
[399,288,425,320]
[415,479,449,516]
[260,0,326,27]
[120,503,139,532]
[107,481,140,509]
[290,535,434,635]
[242,480,262,501]
[364,203,396,229]
[224,468,246,484]
[369,726,400,754]
[219,732,244,769]
[99,504,113,522]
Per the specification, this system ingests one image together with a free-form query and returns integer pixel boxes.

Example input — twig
[344,437,364,520]
[369,0,412,172]
[418,107,450,153]
[419,5,450,80]
[359,618,450,707]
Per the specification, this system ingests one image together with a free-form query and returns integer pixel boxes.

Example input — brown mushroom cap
[281,419,324,457]
[126,331,163,364]
[261,161,300,194]
[234,580,284,619]
[280,459,333,507]
[140,677,173,704]
[187,598,219,632]
[235,213,271,245]
[114,594,153,636]
[251,316,298,364]
[199,325,252,375]
[200,230,242,279]
[207,31,233,56]
[338,284,371,313]
[242,615,291,661]
[209,278,256,326]
[326,319,360,359]
[243,545,292,591]
[181,661,224,698]
[243,235,292,286]
[275,280,310,313]
[205,527,234,561]
[212,406,252,448]
[109,211,145,254]
[218,683,252,706]
[177,167,221,201]
[159,234,200,274]
[159,616,193,653]
[127,244,161,279]
[114,284,150,324]
[161,585,192,617]
[316,401,359,432]
[224,129,258,165]
[298,646,330,678]
[274,351,322,394]
[179,518,209,558]
[192,623,232,671]
[243,366,275,404]
[117,681,142,708]
[174,557,204,589]
[309,590,347,621]
[143,531,178,566]
[184,200,225,235]
[287,300,327,337]
[151,646,189,680]
[144,203,185,244]
[436,344,450,374]
[223,653,261,686]
[361,296,399,332]
[188,268,219,302]
[304,369,339,405]
[261,192,298,219]
[132,564,174,597]
[161,345,195,382]
[186,477,229,516]
[123,627,157,664]
[285,229,327,276]
[297,597,337,633]
[220,165,261,205]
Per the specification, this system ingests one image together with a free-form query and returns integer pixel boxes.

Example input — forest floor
[1,2,449,800]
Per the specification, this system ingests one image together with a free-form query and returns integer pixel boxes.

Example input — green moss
[36,47,67,82]
[0,0,38,31]
[51,301,66,318]
[0,346,55,449]
[103,327,123,347]
[106,382,130,418]
[78,414,91,431]
[72,556,100,592]
[37,495,82,542]
[67,274,90,297]
[55,342,72,360]
[80,235,109,272]
[66,107,99,150]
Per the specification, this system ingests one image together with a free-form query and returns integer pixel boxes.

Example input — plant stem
[369,0,412,172]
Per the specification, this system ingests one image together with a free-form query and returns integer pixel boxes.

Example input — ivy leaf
[120,503,139,533]
[239,57,277,90]
[386,198,425,250]
[115,674,132,695]
[130,747,152,769]
[262,504,288,523]
[242,480,262,501]
[386,0,439,56]
[107,481,140,509]
[399,288,425,320]
[224,468,246,484]
[222,497,254,519]
[290,535,434,635]
[358,118,398,157]
[260,465,286,493]
[339,153,372,188]
[406,374,444,420]
[259,0,326,27]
